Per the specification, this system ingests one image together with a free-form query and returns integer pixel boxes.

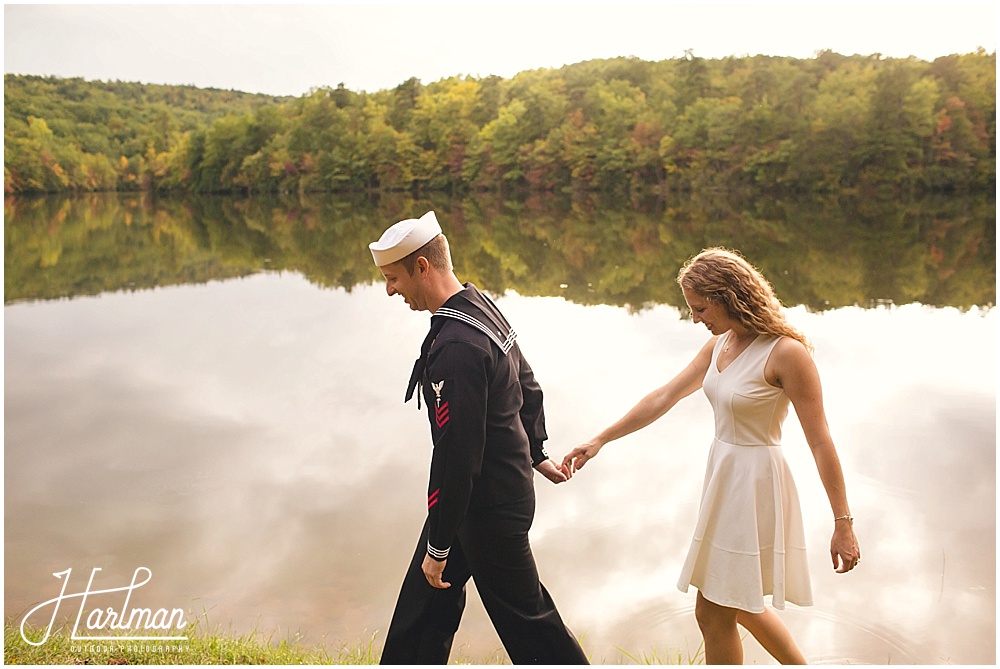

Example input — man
[369,211,589,665]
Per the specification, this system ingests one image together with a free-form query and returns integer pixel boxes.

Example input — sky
[4,2,998,97]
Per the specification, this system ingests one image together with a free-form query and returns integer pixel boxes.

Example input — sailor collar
[404,285,517,405]
[433,287,516,355]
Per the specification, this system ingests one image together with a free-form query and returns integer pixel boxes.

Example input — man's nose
[386,283,396,297]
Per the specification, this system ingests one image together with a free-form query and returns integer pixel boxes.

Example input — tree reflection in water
[4,190,995,310]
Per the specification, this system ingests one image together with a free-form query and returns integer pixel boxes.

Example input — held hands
[831,521,861,573]
[535,458,573,484]
[561,439,604,474]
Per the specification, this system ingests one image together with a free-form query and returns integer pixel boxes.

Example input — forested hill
[4,75,292,193]
[4,50,996,196]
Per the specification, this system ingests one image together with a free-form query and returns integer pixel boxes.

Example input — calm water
[4,193,996,664]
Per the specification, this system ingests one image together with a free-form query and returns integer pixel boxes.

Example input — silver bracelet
[834,514,854,523]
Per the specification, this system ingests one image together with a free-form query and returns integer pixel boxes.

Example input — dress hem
[676,582,815,613]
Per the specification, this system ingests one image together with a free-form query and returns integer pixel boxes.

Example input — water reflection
[4,191,995,310]
[5,274,995,664]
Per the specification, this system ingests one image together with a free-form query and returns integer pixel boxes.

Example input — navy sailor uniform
[380,284,588,665]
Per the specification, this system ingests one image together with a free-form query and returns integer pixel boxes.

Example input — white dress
[676,334,813,612]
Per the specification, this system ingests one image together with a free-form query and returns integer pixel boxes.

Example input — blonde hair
[677,247,812,351]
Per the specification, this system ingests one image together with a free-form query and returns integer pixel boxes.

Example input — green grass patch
[5,617,373,665]
[6,617,704,665]
[613,640,706,664]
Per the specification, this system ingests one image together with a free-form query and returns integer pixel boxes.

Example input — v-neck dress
[676,334,813,612]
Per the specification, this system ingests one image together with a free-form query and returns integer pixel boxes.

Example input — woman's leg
[695,591,743,664]
[735,607,807,664]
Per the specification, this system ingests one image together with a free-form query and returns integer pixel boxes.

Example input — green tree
[407,77,481,189]
[857,59,925,189]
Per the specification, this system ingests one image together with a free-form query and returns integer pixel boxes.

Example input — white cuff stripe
[427,542,450,560]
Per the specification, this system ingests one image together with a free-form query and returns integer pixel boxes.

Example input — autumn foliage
[4,50,995,196]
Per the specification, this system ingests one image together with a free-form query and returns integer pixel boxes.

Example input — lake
[4,192,995,664]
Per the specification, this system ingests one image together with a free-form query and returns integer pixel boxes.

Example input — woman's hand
[831,520,861,573]
[561,440,604,473]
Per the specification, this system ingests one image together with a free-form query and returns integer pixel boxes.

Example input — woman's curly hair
[677,247,812,351]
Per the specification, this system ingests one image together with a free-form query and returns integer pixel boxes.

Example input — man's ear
[415,256,430,275]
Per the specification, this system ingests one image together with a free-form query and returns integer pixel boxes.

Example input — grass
[6,617,705,665]
[5,617,374,665]
[613,640,706,665]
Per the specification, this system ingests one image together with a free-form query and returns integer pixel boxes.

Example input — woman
[562,248,860,664]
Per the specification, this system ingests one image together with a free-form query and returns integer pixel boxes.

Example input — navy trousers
[379,496,588,665]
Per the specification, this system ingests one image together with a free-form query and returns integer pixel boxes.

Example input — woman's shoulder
[772,334,809,351]
[686,335,720,370]
[701,334,723,355]
[763,335,816,387]
[768,334,815,368]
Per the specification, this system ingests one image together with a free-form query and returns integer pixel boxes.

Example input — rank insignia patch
[432,381,450,428]
[435,402,450,428]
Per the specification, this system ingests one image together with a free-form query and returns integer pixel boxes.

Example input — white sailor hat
[369,211,443,266]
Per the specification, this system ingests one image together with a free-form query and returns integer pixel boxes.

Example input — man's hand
[535,458,572,484]
[421,554,450,589]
